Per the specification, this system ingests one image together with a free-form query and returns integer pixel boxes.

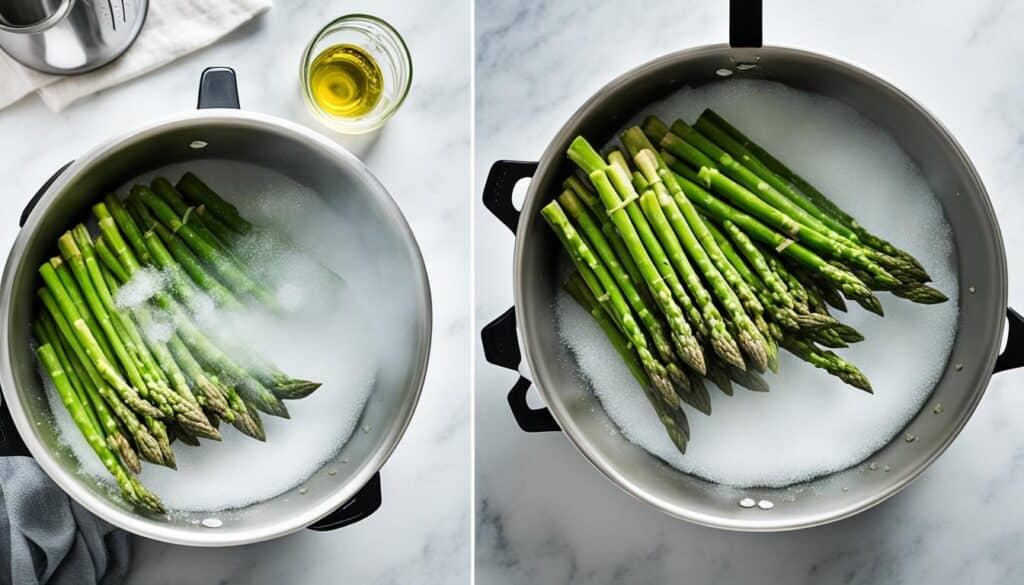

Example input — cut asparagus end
[566,136,608,175]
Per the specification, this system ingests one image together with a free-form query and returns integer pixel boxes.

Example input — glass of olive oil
[300,15,412,134]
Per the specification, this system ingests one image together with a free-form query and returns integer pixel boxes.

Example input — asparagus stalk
[705,218,837,332]
[135,188,280,310]
[698,108,929,278]
[657,151,883,315]
[542,200,680,405]
[148,180,232,251]
[35,315,141,475]
[563,273,689,452]
[683,370,713,416]
[36,344,165,513]
[569,137,744,370]
[175,172,253,235]
[564,176,659,324]
[149,221,244,311]
[649,119,902,290]
[93,236,129,284]
[781,337,873,393]
[558,189,704,374]
[39,288,167,466]
[96,203,290,419]
[66,232,221,440]
[39,260,163,419]
[621,137,769,371]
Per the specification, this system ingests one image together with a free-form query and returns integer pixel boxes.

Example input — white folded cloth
[0,0,272,112]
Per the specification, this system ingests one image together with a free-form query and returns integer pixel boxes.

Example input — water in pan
[41,160,384,511]
[555,79,960,488]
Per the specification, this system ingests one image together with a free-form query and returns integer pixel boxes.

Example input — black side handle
[20,161,74,227]
[307,472,382,531]
[481,308,559,433]
[729,0,763,48]
[482,161,537,233]
[994,307,1024,373]
[0,400,30,457]
[197,67,240,110]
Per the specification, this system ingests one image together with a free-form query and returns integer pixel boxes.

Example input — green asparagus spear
[563,273,690,452]
[698,108,930,278]
[37,344,165,513]
[38,288,166,466]
[176,172,253,235]
[542,200,679,405]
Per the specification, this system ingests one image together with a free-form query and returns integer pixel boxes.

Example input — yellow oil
[308,44,384,118]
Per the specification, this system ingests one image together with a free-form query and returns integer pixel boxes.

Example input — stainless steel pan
[481,2,1022,531]
[0,68,432,545]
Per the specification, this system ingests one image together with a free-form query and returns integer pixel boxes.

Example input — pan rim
[0,109,433,546]
[511,42,1006,532]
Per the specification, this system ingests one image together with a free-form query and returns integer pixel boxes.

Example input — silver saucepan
[481,3,1022,531]
[0,68,432,545]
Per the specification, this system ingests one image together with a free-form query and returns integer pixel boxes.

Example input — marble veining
[0,0,470,583]
[475,0,1024,583]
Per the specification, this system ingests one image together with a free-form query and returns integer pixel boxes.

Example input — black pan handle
[197,66,240,109]
[729,0,763,48]
[306,472,382,531]
[994,307,1024,373]
[481,308,559,433]
[20,161,75,228]
[482,160,538,233]
[0,399,30,457]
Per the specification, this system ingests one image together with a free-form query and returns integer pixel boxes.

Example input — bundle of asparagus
[33,172,322,513]
[544,109,946,454]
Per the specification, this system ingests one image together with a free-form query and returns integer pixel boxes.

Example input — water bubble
[299,487,308,495]
[904,433,916,443]
[201,517,223,528]
[757,499,774,510]
[327,469,337,476]
[883,465,891,472]
[868,462,879,471]
[968,285,976,294]
[933,403,944,414]
[954,363,963,372]
[841,487,849,492]
[739,497,756,508]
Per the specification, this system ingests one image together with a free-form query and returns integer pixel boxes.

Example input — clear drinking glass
[300,14,413,134]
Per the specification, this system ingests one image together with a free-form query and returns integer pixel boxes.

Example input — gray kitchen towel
[0,457,129,585]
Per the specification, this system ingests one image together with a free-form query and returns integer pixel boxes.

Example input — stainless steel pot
[0,68,432,545]
[481,3,1023,531]
[0,0,148,74]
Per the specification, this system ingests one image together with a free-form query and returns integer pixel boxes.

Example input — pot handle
[197,66,240,109]
[306,472,382,531]
[730,0,763,48]
[993,307,1024,373]
[482,160,538,233]
[0,400,30,457]
[481,308,560,433]
[19,161,75,228]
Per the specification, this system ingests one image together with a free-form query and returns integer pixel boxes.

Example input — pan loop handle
[482,160,538,233]
[306,472,382,531]
[197,66,240,110]
[481,308,560,433]
[994,307,1024,373]
[729,0,763,48]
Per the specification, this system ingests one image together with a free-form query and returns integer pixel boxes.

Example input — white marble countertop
[475,1,1024,583]
[0,0,470,583]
